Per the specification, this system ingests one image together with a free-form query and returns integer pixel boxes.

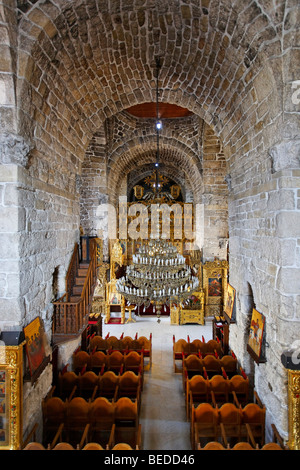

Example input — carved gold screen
[0,342,24,450]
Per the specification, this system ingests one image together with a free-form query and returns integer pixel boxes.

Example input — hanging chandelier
[116,57,199,322]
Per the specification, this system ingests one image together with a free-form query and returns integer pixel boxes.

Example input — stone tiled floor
[102,314,213,450]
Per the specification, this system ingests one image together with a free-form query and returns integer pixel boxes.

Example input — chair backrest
[201,441,226,450]
[209,374,230,392]
[188,375,208,393]
[90,397,115,423]
[24,442,46,450]
[59,371,79,394]
[191,339,205,352]
[203,355,221,371]
[66,397,90,426]
[218,403,241,424]
[100,371,119,391]
[108,350,124,366]
[79,371,99,390]
[220,355,237,372]
[107,335,121,349]
[121,336,134,349]
[183,354,203,371]
[91,351,107,366]
[42,397,66,424]
[173,338,188,353]
[193,403,218,424]
[119,371,140,390]
[137,336,151,350]
[205,339,222,355]
[90,336,108,351]
[242,403,266,424]
[124,351,142,367]
[261,443,283,450]
[231,442,254,450]
[82,442,105,450]
[112,443,133,450]
[73,350,91,370]
[52,442,75,450]
[114,397,138,425]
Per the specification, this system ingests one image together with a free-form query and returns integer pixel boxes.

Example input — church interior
[0,0,299,451]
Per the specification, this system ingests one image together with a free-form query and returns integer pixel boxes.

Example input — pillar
[281,347,300,450]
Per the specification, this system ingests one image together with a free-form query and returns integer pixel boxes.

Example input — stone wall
[0,0,298,445]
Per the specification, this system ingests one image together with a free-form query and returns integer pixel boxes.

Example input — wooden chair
[173,337,188,372]
[23,442,46,450]
[114,397,139,429]
[182,354,204,384]
[217,403,242,446]
[186,375,209,420]
[99,370,119,401]
[89,335,108,353]
[52,442,75,450]
[107,350,124,374]
[112,443,135,450]
[58,371,78,400]
[107,335,122,350]
[65,397,90,447]
[191,403,218,450]
[209,375,230,406]
[82,442,105,450]
[90,351,107,374]
[203,339,223,357]
[121,336,134,351]
[229,374,249,405]
[203,355,222,378]
[73,350,91,374]
[191,339,205,355]
[197,441,226,450]
[261,443,284,450]
[116,371,142,413]
[89,397,115,448]
[124,351,144,378]
[231,441,255,450]
[79,371,99,400]
[241,403,266,447]
[220,355,237,377]
[137,334,152,370]
[42,397,66,446]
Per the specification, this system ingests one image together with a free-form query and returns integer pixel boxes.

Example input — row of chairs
[88,333,152,370]
[182,354,238,385]
[42,395,140,449]
[72,349,144,382]
[173,336,224,372]
[54,370,142,411]
[191,401,266,450]
[186,373,250,419]
[24,440,136,450]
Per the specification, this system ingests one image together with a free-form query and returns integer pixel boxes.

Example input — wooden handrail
[52,239,98,336]
[65,243,79,301]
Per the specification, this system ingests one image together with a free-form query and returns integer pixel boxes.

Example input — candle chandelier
[116,57,199,322]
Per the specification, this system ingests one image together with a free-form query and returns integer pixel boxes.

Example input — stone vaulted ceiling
[14,0,286,195]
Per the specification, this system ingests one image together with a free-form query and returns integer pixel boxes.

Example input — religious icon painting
[224,284,236,320]
[24,317,47,377]
[247,308,265,360]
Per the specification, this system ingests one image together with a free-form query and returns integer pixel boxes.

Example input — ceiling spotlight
[155,162,159,167]
[156,120,162,130]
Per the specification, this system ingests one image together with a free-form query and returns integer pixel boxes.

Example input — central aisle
[102,315,212,451]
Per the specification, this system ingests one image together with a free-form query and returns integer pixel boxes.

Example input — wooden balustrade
[52,239,98,338]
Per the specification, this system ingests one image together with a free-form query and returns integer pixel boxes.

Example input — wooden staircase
[52,239,98,343]
[69,263,90,302]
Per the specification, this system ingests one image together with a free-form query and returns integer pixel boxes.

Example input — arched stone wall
[0,0,298,442]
